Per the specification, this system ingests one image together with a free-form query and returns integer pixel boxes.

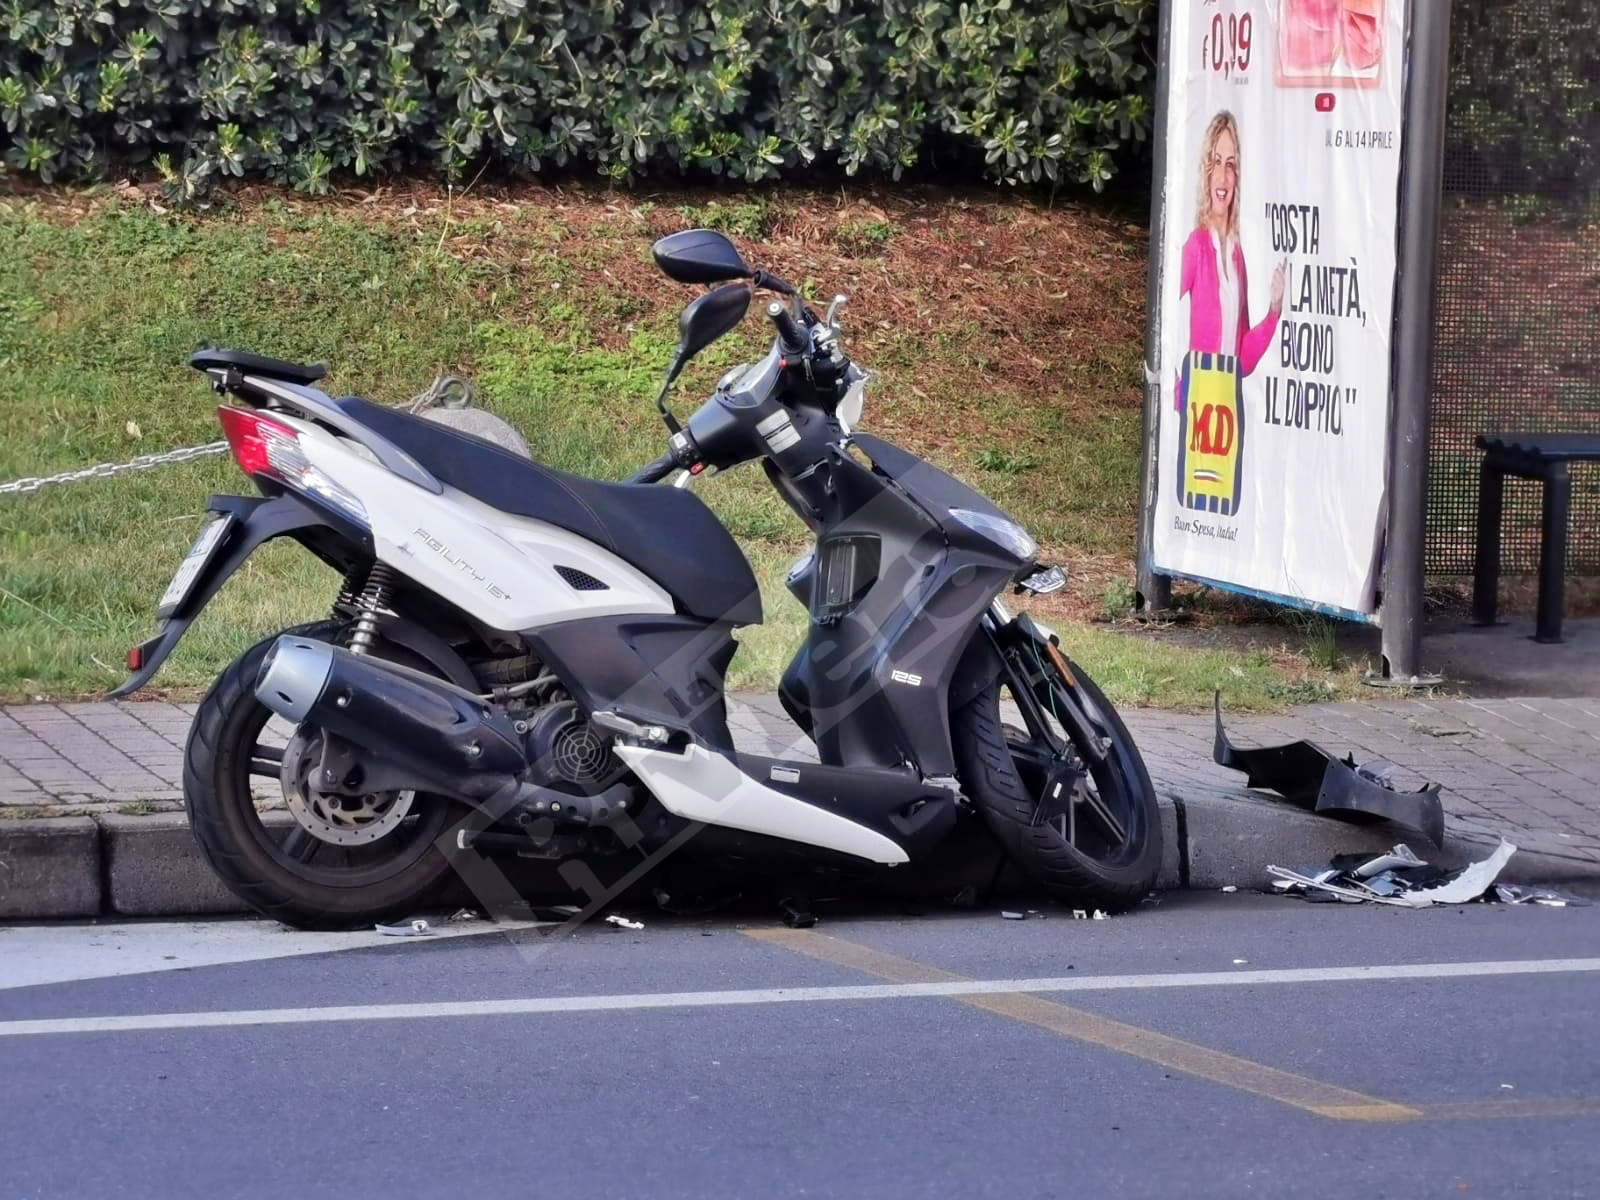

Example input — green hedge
[1446,0,1599,199]
[0,0,1152,199]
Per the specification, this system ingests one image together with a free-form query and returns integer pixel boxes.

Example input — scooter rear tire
[183,622,459,930]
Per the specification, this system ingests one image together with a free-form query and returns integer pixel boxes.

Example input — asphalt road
[3,894,1599,1199]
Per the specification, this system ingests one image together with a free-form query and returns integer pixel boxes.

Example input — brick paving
[3,694,1597,870]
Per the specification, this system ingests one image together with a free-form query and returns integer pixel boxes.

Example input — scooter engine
[521,700,627,795]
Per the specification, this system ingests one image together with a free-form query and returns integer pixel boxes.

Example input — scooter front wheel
[951,652,1162,911]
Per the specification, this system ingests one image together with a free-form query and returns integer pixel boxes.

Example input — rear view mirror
[652,229,752,285]
[676,282,752,367]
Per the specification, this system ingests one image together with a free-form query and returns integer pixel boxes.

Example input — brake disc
[280,730,416,846]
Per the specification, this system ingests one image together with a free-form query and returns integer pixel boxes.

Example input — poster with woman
[1148,0,1407,617]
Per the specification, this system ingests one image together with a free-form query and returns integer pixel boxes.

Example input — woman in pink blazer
[1174,111,1284,518]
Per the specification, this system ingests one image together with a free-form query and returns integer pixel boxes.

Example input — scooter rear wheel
[183,622,459,930]
[951,653,1161,912]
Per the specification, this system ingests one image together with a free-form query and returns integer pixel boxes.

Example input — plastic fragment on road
[447,908,481,923]
[1268,840,1518,907]
[1492,883,1592,908]
[1002,910,1026,920]
[1213,694,1445,847]
[531,904,582,921]
[375,919,431,936]
[604,914,645,930]
[1220,886,1238,893]
[779,897,817,929]
[1092,910,1109,920]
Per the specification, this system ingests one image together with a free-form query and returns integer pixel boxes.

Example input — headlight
[948,508,1037,561]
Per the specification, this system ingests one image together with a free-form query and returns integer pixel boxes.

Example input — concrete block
[1154,796,1182,891]
[1176,785,1407,891]
[0,817,102,918]
[99,811,295,917]
[1170,782,1600,892]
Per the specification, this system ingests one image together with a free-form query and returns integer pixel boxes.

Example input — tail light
[217,406,368,527]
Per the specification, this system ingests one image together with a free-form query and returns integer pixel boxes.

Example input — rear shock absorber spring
[330,567,366,619]
[347,563,396,655]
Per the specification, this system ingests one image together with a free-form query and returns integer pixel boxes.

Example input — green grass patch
[1052,625,1354,713]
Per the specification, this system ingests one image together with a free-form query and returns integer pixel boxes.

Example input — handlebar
[751,269,796,296]
[625,452,677,485]
[766,301,808,356]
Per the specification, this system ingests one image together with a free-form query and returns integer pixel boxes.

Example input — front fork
[982,601,1113,771]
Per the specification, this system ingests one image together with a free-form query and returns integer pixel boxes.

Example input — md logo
[1176,352,1245,517]
[1188,402,1237,456]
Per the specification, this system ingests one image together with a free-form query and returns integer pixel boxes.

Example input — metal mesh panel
[1426,0,1599,575]
[554,565,609,591]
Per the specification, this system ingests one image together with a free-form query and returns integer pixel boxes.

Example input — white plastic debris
[1001,910,1026,920]
[1349,845,1428,879]
[447,908,481,923]
[1220,886,1238,893]
[1269,840,1518,908]
[1401,841,1516,905]
[1233,958,1248,965]
[605,914,645,930]
[1092,910,1108,921]
[375,919,431,936]
[1072,909,1089,920]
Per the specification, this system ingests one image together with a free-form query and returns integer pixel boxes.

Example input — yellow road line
[744,928,1420,1122]
[1420,1098,1600,1121]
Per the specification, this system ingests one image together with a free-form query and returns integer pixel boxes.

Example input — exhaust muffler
[255,636,526,801]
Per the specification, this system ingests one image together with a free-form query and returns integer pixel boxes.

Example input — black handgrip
[752,269,795,296]
[766,301,808,355]
[625,453,676,485]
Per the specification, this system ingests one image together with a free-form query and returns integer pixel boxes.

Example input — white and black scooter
[116,229,1161,929]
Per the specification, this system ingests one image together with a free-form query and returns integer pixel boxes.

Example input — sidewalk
[3,692,1598,918]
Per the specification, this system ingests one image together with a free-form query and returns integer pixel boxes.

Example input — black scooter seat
[337,396,763,627]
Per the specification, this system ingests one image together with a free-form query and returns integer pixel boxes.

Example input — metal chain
[0,442,229,496]
[0,374,475,498]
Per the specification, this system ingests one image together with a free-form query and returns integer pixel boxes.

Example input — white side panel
[614,744,910,866]
[294,428,675,631]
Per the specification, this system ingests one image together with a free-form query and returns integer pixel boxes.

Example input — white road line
[0,919,547,992]
[3,957,1599,1038]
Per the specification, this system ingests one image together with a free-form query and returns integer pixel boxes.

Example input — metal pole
[1379,0,1453,681]
[1135,0,1175,614]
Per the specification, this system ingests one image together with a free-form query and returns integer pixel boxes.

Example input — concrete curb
[3,791,1597,920]
[98,811,297,916]
[0,817,102,919]
[1160,784,1600,894]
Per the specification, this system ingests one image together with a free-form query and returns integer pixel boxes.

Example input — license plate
[157,515,234,617]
